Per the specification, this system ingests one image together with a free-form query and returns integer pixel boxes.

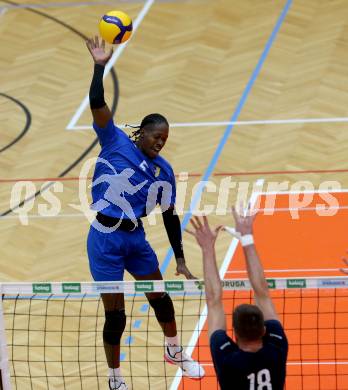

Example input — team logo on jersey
[154,166,161,177]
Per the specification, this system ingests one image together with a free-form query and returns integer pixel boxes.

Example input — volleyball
[99,10,133,44]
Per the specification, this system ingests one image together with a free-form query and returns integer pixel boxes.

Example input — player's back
[210,320,288,390]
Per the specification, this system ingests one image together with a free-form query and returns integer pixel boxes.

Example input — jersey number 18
[247,369,272,389]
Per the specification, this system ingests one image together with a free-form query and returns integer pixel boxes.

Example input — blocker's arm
[186,216,225,337]
[231,205,279,321]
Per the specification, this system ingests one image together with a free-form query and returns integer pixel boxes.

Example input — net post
[0,287,11,390]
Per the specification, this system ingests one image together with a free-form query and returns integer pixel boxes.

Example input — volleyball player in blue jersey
[86,37,204,390]
[187,206,288,390]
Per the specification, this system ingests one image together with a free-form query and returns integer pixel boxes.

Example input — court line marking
[258,205,348,213]
[1,0,179,10]
[1,1,119,9]
[3,196,348,221]
[0,6,7,17]
[226,268,341,274]
[3,168,348,183]
[160,0,292,275]
[70,116,348,131]
[201,361,348,367]
[2,166,348,183]
[65,0,155,130]
[260,188,348,195]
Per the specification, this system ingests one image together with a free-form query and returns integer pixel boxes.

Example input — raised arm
[232,205,278,321]
[186,216,224,337]
[86,36,113,128]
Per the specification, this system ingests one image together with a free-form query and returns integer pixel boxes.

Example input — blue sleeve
[93,118,119,148]
[210,330,238,380]
[264,320,288,352]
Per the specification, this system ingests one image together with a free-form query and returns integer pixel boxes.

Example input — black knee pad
[103,309,126,345]
[149,293,175,323]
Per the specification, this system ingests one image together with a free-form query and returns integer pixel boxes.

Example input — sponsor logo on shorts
[62,283,81,293]
[135,282,154,292]
[286,279,306,288]
[165,281,184,291]
[32,283,52,293]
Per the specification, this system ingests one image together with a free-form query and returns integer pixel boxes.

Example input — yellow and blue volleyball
[99,10,133,44]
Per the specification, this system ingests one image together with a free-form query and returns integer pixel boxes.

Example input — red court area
[176,191,348,390]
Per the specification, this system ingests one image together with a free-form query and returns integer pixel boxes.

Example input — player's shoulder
[210,329,238,351]
[93,118,131,146]
[263,320,288,351]
[155,154,172,168]
[93,119,127,136]
[265,319,285,334]
[154,155,174,176]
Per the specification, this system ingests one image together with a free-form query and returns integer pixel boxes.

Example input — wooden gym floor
[1,0,348,389]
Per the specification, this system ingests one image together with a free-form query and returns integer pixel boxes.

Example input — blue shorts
[87,223,159,281]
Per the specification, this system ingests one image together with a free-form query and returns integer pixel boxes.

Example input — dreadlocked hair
[127,113,169,142]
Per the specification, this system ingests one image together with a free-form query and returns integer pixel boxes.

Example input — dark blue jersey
[91,119,176,219]
[210,320,288,390]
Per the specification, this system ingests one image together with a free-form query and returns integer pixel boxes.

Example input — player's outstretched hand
[231,202,258,236]
[175,257,197,279]
[340,254,348,275]
[86,36,113,66]
[186,216,223,250]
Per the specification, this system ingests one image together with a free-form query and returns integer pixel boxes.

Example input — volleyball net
[0,278,348,390]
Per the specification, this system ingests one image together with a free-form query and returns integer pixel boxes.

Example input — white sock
[166,335,179,346]
[109,367,121,378]
[166,335,182,355]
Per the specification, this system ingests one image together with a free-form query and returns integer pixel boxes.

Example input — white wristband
[240,234,254,247]
[224,226,241,239]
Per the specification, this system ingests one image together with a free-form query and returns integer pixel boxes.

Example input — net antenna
[0,291,11,390]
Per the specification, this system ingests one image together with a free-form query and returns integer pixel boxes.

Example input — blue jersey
[210,320,288,390]
[91,119,176,219]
